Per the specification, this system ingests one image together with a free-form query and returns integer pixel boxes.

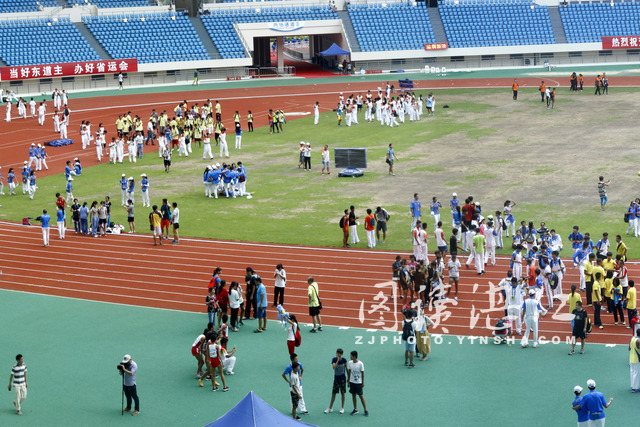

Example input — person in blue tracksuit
[212,165,222,199]
[21,164,30,195]
[119,174,127,205]
[28,171,37,199]
[127,177,135,203]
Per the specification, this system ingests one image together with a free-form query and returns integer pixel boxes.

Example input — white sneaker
[324,408,333,414]
[533,342,539,348]
[339,408,344,414]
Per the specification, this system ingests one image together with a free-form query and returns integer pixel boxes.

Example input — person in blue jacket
[571,386,589,427]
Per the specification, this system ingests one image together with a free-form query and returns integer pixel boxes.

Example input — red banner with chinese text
[601,36,640,49]
[424,43,448,51]
[0,58,138,81]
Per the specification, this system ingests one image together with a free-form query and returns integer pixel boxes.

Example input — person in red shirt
[216,280,229,326]
[55,192,67,226]
[364,208,376,248]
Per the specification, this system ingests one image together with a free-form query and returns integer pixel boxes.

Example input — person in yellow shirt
[627,280,637,329]
[603,271,614,314]
[592,259,606,308]
[615,234,627,262]
[247,110,253,132]
[568,284,582,314]
[629,330,640,392]
[592,272,603,329]
[116,115,124,137]
[149,205,162,246]
[584,253,595,306]
[602,253,616,272]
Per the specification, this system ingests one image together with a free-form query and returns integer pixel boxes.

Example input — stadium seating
[0,0,57,13]
[84,12,210,63]
[439,0,554,48]
[200,6,337,59]
[559,1,640,44]
[0,17,99,66]
[348,3,436,51]
[65,0,153,7]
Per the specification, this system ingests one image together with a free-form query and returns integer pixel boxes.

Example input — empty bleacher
[84,12,210,63]
[65,0,153,7]
[439,0,554,48]
[0,17,99,66]
[200,6,337,59]
[0,0,57,13]
[347,3,436,51]
[559,1,640,43]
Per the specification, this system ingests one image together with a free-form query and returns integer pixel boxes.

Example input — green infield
[0,289,636,427]
[1,87,639,258]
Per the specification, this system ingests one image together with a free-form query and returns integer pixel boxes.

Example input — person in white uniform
[219,337,237,375]
[127,138,137,163]
[116,137,124,163]
[59,115,68,139]
[5,101,11,122]
[484,220,497,266]
[505,277,525,335]
[219,128,229,158]
[37,102,46,125]
[202,132,213,159]
[521,289,547,348]
[313,101,319,125]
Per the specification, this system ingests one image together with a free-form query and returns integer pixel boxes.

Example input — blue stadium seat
[559,2,640,43]
[0,18,99,66]
[439,0,555,48]
[85,13,210,64]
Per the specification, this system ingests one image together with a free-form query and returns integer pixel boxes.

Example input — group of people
[333,89,433,128]
[201,162,249,199]
[339,205,391,249]
[193,268,371,419]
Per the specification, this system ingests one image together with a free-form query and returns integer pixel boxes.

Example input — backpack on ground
[294,325,302,347]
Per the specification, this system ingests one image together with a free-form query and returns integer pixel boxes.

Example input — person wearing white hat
[571,385,589,427]
[303,142,311,171]
[119,174,127,205]
[119,354,140,416]
[126,177,135,204]
[484,219,496,266]
[140,174,150,207]
[27,143,36,170]
[520,289,547,348]
[581,379,613,427]
[211,164,222,198]
[65,177,74,204]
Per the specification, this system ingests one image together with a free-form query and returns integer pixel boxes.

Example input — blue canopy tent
[204,391,317,427]
[318,43,350,73]
[318,43,350,57]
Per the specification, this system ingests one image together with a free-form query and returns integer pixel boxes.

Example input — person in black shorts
[450,228,463,258]
[569,301,588,355]
[324,348,347,414]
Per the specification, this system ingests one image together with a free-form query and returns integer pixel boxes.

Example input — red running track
[0,220,636,345]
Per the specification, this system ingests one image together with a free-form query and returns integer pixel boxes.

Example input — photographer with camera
[117,354,139,416]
